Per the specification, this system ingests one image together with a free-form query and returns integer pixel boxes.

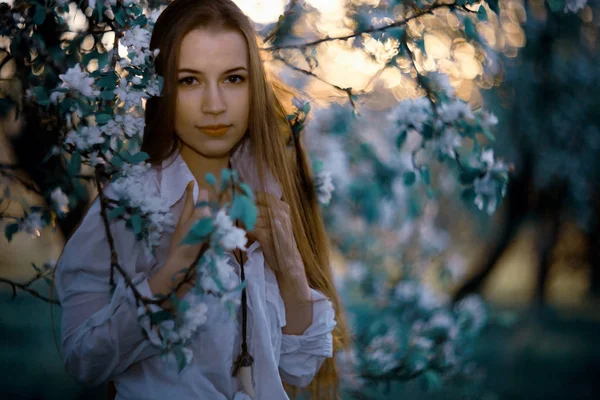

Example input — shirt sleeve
[54,191,162,387]
[278,288,336,388]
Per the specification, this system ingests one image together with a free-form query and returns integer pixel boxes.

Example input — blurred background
[1,0,599,399]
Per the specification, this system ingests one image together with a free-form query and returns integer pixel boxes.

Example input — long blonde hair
[142,0,350,398]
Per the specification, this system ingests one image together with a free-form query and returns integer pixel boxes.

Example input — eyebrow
[177,67,248,75]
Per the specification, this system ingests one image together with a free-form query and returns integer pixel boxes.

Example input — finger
[178,181,195,225]
[255,192,289,213]
[193,189,210,219]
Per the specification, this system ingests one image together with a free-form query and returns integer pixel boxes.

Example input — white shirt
[55,145,336,400]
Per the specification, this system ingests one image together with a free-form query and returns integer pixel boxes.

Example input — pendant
[232,350,254,398]
[237,365,254,398]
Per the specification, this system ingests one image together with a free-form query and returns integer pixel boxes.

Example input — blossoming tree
[0,0,587,396]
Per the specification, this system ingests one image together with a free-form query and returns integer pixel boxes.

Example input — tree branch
[0,277,59,304]
[263,2,459,51]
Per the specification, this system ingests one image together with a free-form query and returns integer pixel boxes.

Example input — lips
[199,125,231,137]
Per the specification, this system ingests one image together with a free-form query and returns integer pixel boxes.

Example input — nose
[201,83,226,116]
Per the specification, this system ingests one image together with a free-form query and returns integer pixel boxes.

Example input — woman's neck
[179,144,230,200]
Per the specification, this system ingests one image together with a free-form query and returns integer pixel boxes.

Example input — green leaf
[421,123,434,140]
[396,131,407,149]
[32,86,50,107]
[464,18,478,42]
[488,0,500,14]
[477,5,488,21]
[149,309,172,325]
[129,152,150,164]
[33,6,46,25]
[546,0,565,12]
[403,171,416,186]
[5,223,20,242]
[98,53,111,70]
[386,27,405,40]
[96,0,104,22]
[69,152,81,176]
[60,98,76,114]
[220,169,231,191]
[421,370,442,392]
[108,205,126,220]
[482,127,496,141]
[100,90,116,101]
[229,196,257,231]
[95,113,112,124]
[114,8,126,27]
[111,154,124,168]
[174,347,187,373]
[461,187,476,204]
[238,183,254,199]
[131,213,143,235]
[182,217,214,244]
[205,172,216,187]
[420,167,431,185]
[97,73,118,88]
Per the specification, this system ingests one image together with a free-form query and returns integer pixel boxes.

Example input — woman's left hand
[248,192,313,331]
[246,192,303,275]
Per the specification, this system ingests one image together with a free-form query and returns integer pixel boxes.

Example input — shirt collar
[158,138,282,208]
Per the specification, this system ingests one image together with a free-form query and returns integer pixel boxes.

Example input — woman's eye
[225,75,245,84]
[179,77,197,85]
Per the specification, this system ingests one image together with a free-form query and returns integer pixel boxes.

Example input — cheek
[175,94,195,124]
[230,86,250,113]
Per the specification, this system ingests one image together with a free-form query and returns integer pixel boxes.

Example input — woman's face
[174,28,250,158]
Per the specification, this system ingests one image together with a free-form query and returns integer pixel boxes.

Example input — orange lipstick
[199,125,230,137]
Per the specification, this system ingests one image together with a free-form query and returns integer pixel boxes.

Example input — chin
[182,139,238,159]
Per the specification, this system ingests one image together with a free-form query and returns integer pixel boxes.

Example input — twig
[272,54,358,110]
[263,2,458,51]
[262,0,298,43]
[0,277,60,304]
[0,168,44,196]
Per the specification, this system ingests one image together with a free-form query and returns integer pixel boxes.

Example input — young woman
[55,0,349,399]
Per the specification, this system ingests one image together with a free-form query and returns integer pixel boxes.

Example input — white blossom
[146,75,162,97]
[199,252,238,293]
[437,99,475,123]
[456,295,487,334]
[114,78,148,110]
[480,111,499,130]
[387,97,431,134]
[366,330,399,372]
[99,119,123,137]
[86,150,104,167]
[363,36,400,64]
[417,284,448,310]
[564,0,587,13]
[214,208,248,251]
[65,126,104,152]
[444,253,467,282]
[428,311,459,340]
[394,280,420,302]
[59,64,99,98]
[182,347,194,364]
[111,163,174,249]
[121,26,151,49]
[50,188,69,215]
[178,298,208,341]
[315,170,334,205]
[20,212,44,236]
[427,126,462,159]
[430,72,455,97]
[346,260,367,281]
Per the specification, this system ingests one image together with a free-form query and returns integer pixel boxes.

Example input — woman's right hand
[166,180,211,268]
[149,181,210,298]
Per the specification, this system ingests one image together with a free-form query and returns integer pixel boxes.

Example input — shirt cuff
[281,288,336,357]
